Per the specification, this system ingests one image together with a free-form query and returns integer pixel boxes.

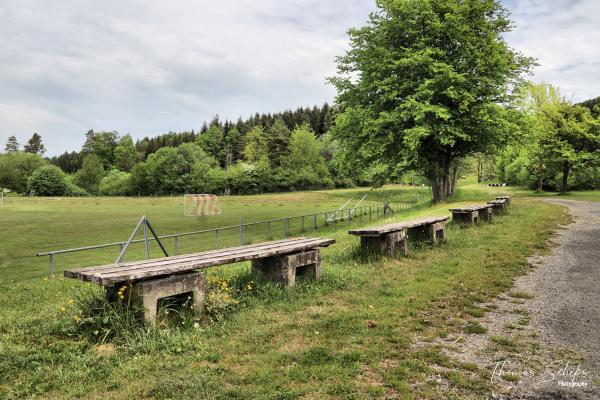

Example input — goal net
[184,194,221,216]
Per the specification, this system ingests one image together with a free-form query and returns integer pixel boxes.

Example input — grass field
[0,186,431,281]
[0,183,579,398]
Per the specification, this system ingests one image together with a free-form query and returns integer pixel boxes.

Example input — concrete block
[130,271,206,323]
[360,230,408,257]
[252,250,322,287]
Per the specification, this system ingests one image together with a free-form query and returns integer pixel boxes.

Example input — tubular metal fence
[37,202,419,275]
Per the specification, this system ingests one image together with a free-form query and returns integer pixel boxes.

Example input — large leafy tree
[75,154,105,194]
[82,130,120,169]
[330,0,534,202]
[113,134,138,172]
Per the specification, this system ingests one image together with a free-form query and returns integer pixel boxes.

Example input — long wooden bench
[65,237,335,322]
[348,216,449,257]
[449,204,493,226]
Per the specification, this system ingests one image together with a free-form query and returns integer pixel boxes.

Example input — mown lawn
[0,185,571,399]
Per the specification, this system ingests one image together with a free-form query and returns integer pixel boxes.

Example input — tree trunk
[561,161,570,193]
[427,155,453,204]
[477,157,482,183]
[537,159,543,192]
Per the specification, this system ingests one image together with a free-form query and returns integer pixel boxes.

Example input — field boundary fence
[37,201,422,275]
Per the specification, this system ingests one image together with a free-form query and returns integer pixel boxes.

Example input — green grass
[0,184,574,399]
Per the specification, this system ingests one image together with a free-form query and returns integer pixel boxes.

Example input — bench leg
[480,207,493,222]
[360,230,408,257]
[252,250,321,287]
[453,212,477,227]
[130,271,206,323]
[427,222,445,243]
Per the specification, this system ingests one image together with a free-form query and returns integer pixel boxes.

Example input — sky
[1,0,599,156]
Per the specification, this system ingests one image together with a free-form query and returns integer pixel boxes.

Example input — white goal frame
[184,194,221,216]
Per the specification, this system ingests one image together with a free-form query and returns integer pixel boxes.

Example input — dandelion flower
[60,306,66,312]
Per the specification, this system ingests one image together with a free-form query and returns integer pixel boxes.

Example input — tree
[50,151,82,174]
[0,152,46,193]
[266,118,291,166]
[75,154,105,194]
[330,0,534,202]
[196,125,225,164]
[82,130,120,169]
[23,133,46,155]
[543,103,599,193]
[4,135,19,153]
[99,170,133,196]
[28,165,69,196]
[243,126,269,163]
[131,143,219,195]
[284,124,331,189]
[113,134,138,172]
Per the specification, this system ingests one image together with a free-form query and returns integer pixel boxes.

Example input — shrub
[28,165,70,196]
[99,170,133,196]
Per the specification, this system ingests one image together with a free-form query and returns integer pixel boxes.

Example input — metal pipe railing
[37,199,423,274]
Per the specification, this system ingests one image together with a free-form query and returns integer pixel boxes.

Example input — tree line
[0,104,369,196]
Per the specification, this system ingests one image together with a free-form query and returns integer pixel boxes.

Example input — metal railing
[37,202,418,275]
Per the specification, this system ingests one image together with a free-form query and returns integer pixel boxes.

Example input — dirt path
[513,199,600,399]
[434,199,600,399]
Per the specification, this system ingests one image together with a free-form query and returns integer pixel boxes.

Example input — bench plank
[449,204,493,213]
[65,237,335,285]
[348,216,449,236]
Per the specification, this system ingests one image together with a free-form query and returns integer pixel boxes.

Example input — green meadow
[0,183,580,398]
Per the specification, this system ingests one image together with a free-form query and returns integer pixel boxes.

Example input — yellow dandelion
[60,306,66,312]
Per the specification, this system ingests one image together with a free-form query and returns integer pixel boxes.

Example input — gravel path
[510,199,600,399]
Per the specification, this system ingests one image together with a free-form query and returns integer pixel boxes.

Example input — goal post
[184,194,221,216]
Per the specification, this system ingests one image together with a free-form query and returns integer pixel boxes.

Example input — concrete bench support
[453,210,479,226]
[479,206,493,222]
[128,272,206,323]
[488,200,507,214]
[427,222,446,242]
[360,230,408,257]
[251,250,321,287]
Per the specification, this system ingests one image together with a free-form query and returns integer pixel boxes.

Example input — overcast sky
[1,0,599,156]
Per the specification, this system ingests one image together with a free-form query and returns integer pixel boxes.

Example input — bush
[99,170,133,196]
[28,165,70,196]
[0,152,47,193]
[65,176,89,196]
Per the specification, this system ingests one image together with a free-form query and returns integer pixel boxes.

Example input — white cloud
[504,0,600,102]
[0,0,375,155]
[0,0,598,155]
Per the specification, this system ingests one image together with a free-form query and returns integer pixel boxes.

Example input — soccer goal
[184,194,221,216]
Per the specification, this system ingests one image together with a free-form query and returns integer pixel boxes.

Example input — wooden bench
[64,237,335,322]
[495,196,510,206]
[449,204,494,226]
[488,198,508,213]
[348,216,449,257]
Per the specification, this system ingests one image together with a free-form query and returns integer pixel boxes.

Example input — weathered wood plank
[65,237,314,276]
[449,204,493,213]
[64,237,335,285]
[348,216,448,236]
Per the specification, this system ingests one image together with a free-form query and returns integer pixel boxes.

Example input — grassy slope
[0,184,572,399]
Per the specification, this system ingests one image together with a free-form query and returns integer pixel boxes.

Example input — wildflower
[93,330,99,335]
[73,315,81,323]
[193,322,200,329]
[68,299,75,304]
[60,306,66,312]
[43,277,48,282]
